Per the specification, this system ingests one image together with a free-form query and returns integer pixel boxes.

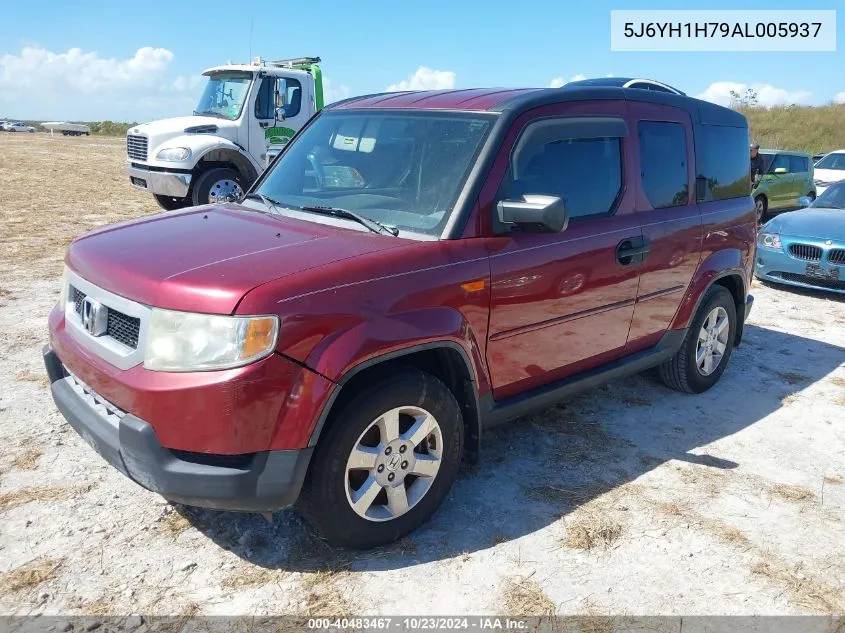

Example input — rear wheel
[658,285,737,394]
[298,369,463,549]
[191,167,245,206]
[154,194,190,211]
[754,195,767,222]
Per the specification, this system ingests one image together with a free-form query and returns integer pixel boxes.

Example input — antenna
[248,17,254,61]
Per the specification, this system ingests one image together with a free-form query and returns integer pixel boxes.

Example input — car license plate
[805,263,840,280]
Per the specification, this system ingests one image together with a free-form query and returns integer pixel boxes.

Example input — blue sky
[1,0,843,121]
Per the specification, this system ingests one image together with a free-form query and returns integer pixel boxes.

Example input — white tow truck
[126,57,324,209]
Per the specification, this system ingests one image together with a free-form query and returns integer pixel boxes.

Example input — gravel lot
[1,134,844,618]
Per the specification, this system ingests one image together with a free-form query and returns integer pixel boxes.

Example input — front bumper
[128,164,192,198]
[44,346,313,512]
[755,245,845,295]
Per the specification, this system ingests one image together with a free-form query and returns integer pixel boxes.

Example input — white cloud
[696,81,813,108]
[323,77,351,103]
[548,73,586,88]
[834,92,845,104]
[386,66,456,92]
[0,45,182,121]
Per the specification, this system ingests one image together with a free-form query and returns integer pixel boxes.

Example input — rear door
[626,104,702,349]
[485,101,642,399]
[788,154,812,202]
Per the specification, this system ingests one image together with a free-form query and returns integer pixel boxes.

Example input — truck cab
[126,57,323,210]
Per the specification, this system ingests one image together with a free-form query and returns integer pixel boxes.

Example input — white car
[4,121,35,133]
[813,150,845,195]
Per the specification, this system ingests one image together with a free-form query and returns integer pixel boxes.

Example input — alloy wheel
[696,306,730,376]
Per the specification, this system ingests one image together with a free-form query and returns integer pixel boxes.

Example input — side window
[254,77,274,119]
[502,117,625,220]
[638,121,688,208]
[284,78,302,118]
[695,124,750,201]
[769,155,789,172]
[788,155,807,173]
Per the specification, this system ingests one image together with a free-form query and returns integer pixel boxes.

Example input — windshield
[815,153,845,171]
[256,111,494,237]
[195,71,252,120]
[812,182,845,209]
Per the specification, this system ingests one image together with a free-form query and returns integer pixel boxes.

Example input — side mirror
[497,195,569,233]
[773,167,789,174]
[797,196,812,208]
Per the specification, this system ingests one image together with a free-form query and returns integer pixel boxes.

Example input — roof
[760,149,813,156]
[327,86,746,127]
[201,64,311,78]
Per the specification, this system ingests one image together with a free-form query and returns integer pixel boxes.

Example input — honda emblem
[81,297,108,336]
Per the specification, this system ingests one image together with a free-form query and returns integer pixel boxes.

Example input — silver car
[755,181,845,295]
[3,121,35,133]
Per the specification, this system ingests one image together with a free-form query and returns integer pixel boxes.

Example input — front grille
[777,272,845,291]
[788,243,822,262]
[126,134,148,161]
[70,285,141,349]
[829,249,845,265]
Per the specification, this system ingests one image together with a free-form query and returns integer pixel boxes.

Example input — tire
[154,194,191,211]
[754,195,767,223]
[191,167,245,206]
[658,285,737,394]
[298,368,464,549]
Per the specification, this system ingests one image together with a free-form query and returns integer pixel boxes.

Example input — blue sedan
[755,181,845,295]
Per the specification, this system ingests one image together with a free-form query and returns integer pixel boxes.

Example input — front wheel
[298,369,464,549]
[658,285,737,394]
[754,195,767,223]
[191,167,245,206]
[154,194,191,211]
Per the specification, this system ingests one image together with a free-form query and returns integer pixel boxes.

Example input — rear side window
[638,121,689,208]
[695,125,751,201]
[770,155,789,172]
[789,155,809,173]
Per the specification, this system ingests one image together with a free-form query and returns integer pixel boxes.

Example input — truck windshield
[256,111,493,237]
[194,71,253,120]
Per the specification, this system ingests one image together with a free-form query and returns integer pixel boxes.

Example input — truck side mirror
[497,195,569,233]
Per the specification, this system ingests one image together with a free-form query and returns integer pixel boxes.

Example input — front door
[765,154,792,209]
[250,75,311,168]
[485,102,642,399]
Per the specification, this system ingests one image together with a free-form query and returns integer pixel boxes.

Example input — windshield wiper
[243,192,286,213]
[299,205,399,236]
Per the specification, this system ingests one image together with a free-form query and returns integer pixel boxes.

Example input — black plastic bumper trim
[43,347,312,512]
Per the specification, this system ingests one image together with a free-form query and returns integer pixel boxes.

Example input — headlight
[758,232,782,250]
[156,147,191,161]
[144,309,279,372]
[58,266,68,311]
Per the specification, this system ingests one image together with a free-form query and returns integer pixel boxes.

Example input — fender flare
[306,340,482,458]
[195,145,260,185]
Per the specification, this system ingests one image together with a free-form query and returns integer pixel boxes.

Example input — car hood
[66,204,407,313]
[129,116,240,151]
[814,169,845,184]
[765,208,845,241]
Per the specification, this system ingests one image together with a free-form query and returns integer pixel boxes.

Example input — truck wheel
[658,285,736,394]
[192,167,245,206]
[298,369,463,549]
[754,195,767,222]
[154,194,190,211]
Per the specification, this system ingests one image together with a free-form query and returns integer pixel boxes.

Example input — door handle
[616,236,650,266]
[259,121,270,129]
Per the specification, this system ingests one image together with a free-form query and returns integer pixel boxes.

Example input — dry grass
[830,376,845,388]
[0,557,63,592]
[9,448,43,471]
[676,465,728,497]
[301,569,354,617]
[770,483,815,503]
[502,577,556,616]
[0,135,157,283]
[152,508,194,537]
[222,565,287,590]
[562,508,624,550]
[750,559,844,614]
[781,393,801,406]
[741,104,845,154]
[0,485,87,512]
[823,475,843,485]
[656,501,751,549]
[13,371,50,388]
[777,371,810,385]
[834,393,845,407]
[621,395,652,408]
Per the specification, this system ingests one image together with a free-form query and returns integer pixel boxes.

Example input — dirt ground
[1,134,844,618]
